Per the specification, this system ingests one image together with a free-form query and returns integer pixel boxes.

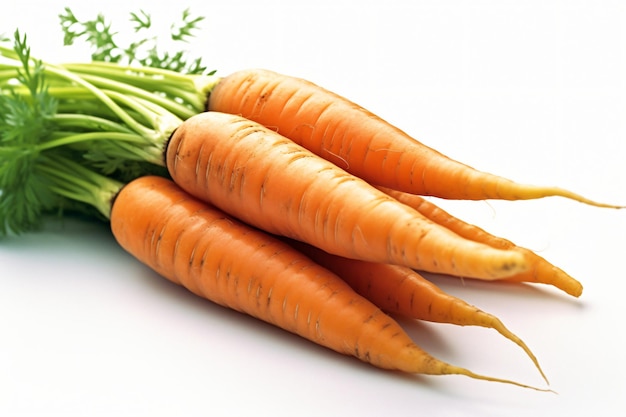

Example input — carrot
[207,68,622,208]
[166,111,528,281]
[2,23,557,392]
[287,238,548,383]
[6,143,548,387]
[110,175,547,389]
[378,186,583,297]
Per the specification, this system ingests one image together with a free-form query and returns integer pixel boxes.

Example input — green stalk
[69,70,199,119]
[40,131,153,150]
[37,153,123,219]
[52,114,137,134]
[43,64,159,140]
[1,50,178,164]
[1,18,215,235]
[62,62,214,116]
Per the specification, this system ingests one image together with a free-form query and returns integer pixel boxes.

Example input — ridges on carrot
[111,175,550,391]
[166,111,529,281]
[207,68,623,209]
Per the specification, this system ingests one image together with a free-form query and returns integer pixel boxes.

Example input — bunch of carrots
[1,9,623,392]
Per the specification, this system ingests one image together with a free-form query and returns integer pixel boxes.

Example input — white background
[2,0,626,415]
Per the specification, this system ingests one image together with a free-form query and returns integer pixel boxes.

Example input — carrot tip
[411,349,552,391]
[537,186,625,209]
[492,320,550,386]
[443,365,554,392]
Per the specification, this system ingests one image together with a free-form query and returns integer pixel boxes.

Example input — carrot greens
[59,7,208,74]
[0,31,60,234]
[0,7,218,236]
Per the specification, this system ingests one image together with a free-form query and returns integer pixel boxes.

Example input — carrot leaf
[0,31,136,235]
[59,7,210,75]
[130,10,152,32]
[59,7,121,63]
[0,31,59,234]
[170,8,205,42]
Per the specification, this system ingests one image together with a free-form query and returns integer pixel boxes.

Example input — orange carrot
[378,186,583,297]
[110,175,546,389]
[288,239,548,384]
[208,68,622,208]
[166,111,528,281]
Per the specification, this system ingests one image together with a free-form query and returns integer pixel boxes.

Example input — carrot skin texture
[110,176,417,370]
[288,239,548,383]
[109,176,547,389]
[166,111,528,280]
[378,186,583,297]
[110,176,549,389]
[208,68,621,208]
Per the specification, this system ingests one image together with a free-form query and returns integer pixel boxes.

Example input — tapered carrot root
[208,68,622,209]
[289,239,548,384]
[166,111,528,281]
[379,186,583,297]
[110,175,547,390]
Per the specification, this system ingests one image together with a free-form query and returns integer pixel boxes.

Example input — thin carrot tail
[544,188,624,209]
[437,364,555,392]
[417,161,625,208]
[398,345,552,392]
[484,315,549,385]
[441,287,549,384]
[489,180,625,209]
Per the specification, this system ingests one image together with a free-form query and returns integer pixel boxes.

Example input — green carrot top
[0,8,216,235]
